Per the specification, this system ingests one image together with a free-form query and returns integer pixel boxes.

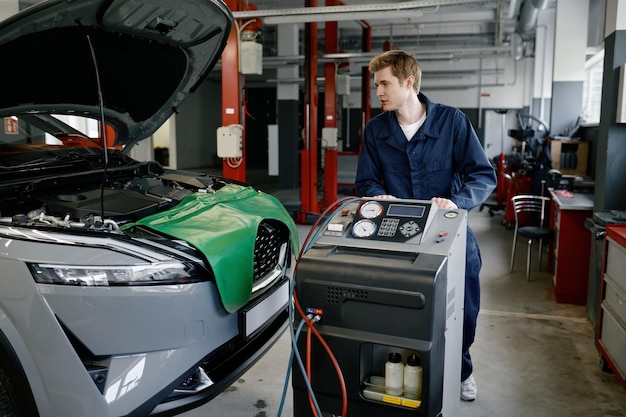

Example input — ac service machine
[292,197,467,417]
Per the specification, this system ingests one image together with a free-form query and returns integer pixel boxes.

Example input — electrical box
[337,73,350,95]
[240,41,263,75]
[217,124,243,158]
[321,127,338,148]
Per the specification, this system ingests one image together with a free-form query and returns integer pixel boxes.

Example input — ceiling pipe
[323,46,511,60]
[507,0,520,19]
[232,0,490,24]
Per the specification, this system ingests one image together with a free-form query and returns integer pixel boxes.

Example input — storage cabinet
[549,191,593,305]
[550,139,589,176]
[597,225,626,390]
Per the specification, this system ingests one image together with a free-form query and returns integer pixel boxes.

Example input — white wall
[554,0,589,82]
[0,1,18,20]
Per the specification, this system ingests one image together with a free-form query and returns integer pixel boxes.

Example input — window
[582,50,604,124]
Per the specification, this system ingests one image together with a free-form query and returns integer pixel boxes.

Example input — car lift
[297,0,372,224]
[221,1,372,224]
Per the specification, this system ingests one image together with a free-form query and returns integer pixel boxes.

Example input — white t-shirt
[400,112,427,141]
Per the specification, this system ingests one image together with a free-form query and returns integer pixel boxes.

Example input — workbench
[549,190,594,305]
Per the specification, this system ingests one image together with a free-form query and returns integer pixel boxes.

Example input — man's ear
[405,75,415,90]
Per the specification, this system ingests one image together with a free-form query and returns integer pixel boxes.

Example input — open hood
[0,0,233,148]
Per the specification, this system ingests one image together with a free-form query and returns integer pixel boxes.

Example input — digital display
[386,204,425,218]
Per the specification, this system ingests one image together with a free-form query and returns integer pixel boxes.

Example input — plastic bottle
[403,353,423,400]
[384,352,403,396]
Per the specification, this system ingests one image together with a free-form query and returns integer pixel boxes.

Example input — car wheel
[0,365,21,417]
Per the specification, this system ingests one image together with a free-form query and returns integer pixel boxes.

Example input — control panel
[323,198,441,244]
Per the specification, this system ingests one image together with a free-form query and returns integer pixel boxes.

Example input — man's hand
[431,197,458,209]
[374,194,397,199]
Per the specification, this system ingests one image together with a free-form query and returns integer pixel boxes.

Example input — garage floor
[179,180,626,417]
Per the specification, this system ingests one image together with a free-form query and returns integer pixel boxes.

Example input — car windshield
[0,114,111,167]
[1,114,97,145]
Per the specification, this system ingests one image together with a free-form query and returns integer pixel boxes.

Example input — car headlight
[28,262,199,286]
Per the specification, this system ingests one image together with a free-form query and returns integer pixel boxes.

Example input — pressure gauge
[352,219,377,238]
[358,200,384,219]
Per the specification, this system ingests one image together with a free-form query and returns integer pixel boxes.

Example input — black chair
[509,195,553,281]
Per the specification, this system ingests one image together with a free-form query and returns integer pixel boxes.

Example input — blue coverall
[355,93,497,381]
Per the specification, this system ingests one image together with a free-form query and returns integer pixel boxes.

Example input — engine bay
[0,162,232,232]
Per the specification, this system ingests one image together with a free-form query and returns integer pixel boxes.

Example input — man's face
[373,66,414,112]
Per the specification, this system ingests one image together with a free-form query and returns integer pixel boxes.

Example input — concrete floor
[179,185,626,417]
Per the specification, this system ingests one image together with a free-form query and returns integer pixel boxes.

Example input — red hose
[293,196,356,417]
[294,290,348,417]
[306,320,316,416]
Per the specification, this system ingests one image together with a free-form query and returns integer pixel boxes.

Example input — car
[0,1,299,416]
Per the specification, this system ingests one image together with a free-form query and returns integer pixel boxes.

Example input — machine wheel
[0,366,21,417]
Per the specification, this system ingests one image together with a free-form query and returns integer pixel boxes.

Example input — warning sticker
[4,117,18,135]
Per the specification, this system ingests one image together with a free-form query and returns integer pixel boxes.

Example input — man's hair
[369,50,422,92]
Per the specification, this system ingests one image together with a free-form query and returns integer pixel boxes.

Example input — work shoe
[460,374,477,401]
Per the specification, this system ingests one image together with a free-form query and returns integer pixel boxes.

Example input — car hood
[0,0,232,149]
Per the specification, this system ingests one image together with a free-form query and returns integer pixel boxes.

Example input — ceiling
[15,0,555,87]
[230,0,555,67]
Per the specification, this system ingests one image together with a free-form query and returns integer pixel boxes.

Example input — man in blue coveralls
[355,50,497,402]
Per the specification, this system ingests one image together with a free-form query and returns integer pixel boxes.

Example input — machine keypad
[378,218,400,236]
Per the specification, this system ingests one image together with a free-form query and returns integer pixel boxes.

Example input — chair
[509,195,553,281]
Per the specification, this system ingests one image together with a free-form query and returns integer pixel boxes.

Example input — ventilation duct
[515,0,549,38]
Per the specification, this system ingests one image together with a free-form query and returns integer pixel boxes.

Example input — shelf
[550,140,589,176]
[362,376,422,409]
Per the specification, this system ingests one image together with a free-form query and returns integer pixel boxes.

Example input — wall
[0,1,18,19]
[175,79,221,170]
[550,1,588,136]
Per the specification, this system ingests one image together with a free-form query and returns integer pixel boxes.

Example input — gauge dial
[358,200,384,219]
[352,219,377,238]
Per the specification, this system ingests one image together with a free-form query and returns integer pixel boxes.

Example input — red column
[297,0,320,223]
[321,0,339,208]
[221,0,246,183]
[360,22,372,154]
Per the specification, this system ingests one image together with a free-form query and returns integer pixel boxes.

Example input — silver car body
[0,1,296,416]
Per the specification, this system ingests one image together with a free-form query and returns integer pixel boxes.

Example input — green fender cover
[122,183,298,313]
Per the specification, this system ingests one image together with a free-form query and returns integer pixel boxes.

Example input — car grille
[253,221,288,286]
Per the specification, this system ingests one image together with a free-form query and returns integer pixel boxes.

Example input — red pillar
[321,0,339,208]
[221,0,246,183]
[360,22,372,154]
[297,0,320,223]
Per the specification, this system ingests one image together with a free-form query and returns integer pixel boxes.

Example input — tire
[0,365,21,417]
